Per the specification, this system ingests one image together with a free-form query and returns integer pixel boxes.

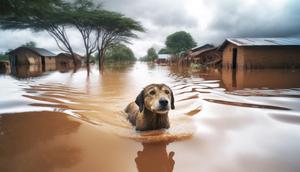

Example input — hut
[0,61,11,74]
[219,38,300,69]
[56,53,82,68]
[9,47,56,71]
[180,44,222,67]
[155,54,171,64]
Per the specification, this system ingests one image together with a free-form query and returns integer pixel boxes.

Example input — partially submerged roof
[219,37,300,51]
[190,47,217,57]
[9,47,56,57]
[191,44,214,52]
[157,54,171,60]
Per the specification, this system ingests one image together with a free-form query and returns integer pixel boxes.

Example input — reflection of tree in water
[104,62,135,72]
[11,65,44,79]
[135,142,175,172]
[0,111,81,172]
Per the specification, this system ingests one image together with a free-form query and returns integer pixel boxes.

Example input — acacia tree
[0,0,80,65]
[93,11,144,70]
[0,0,144,70]
[67,0,101,67]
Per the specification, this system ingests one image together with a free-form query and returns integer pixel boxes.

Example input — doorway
[232,48,237,69]
[41,56,45,72]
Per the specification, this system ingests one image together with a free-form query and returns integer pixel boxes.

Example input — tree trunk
[70,50,78,67]
[86,49,90,75]
[98,47,105,72]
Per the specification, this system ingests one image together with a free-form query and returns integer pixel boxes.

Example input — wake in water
[21,82,198,143]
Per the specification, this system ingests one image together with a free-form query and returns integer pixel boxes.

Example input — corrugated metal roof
[227,37,300,46]
[29,47,56,56]
[190,47,217,57]
[191,44,214,52]
[158,54,171,60]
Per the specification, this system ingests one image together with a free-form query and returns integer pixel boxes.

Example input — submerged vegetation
[104,44,136,62]
[140,47,158,62]
[0,53,10,61]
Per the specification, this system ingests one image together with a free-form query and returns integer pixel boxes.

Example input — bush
[0,54,10,61]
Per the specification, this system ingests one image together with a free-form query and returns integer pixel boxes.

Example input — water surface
[1,62,300,172]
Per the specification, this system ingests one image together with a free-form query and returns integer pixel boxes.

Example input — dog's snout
[159,98,168,107]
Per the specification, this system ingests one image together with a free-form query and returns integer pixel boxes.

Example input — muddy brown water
[1,62,300,172]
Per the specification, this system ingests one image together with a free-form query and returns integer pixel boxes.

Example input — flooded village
[1,0,300,172]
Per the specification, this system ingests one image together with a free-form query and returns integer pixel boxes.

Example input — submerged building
[179,44,222,67]
[219,38,300,69]
[9,47,56,71]
[56,53,82,68]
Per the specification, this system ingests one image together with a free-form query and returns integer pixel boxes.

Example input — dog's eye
[165,90,170,94]
[149,90,156,95]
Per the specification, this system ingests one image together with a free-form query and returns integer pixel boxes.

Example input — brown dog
[125,84,175,131]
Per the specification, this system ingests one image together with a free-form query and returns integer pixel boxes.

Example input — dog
[125,84,175,131]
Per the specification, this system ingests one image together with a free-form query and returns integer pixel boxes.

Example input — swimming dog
[125,84,175,131]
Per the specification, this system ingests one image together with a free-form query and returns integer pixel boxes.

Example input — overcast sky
[1,0,300,57]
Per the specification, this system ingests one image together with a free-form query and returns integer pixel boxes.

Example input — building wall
[44,56,56,71]
[56,55,74,68]
[11,49,41,66]
[45,56,56,65]
[222,43,245,68]
[243,46,300,68]
[222,43,300,68]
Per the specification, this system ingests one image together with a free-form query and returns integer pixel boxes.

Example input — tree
[67,0,100,68]
[21,41,36,48]
[94,11,144,71]
[158,48,171,54]
[0,0,80,66]
[147,47,158,61]
[104,44,136,62]
[0,0,144,70]
[165,31,197,54]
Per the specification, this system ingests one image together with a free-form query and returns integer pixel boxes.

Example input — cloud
[102,0,198,28]
[207,0,300,38]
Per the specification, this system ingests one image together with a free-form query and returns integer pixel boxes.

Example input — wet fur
[125,84,175,131]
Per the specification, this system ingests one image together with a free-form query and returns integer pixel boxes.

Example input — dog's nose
[159,99,168,107]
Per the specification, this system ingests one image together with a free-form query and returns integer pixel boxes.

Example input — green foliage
[190,63,203,69]
[21,41,36,48]
[158,48,171,54]
[104,44,136,62]
[165,31,197,54]
[0,0,68,30]
[0,53,10,61]
[140,47,158,61]
[147,48,158,61]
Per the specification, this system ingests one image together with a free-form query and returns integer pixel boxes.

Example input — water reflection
[9,64,77,79]
[135,142,175,172]
[0,111,82,172]
[1,62,300,172]
[221,68,300,91]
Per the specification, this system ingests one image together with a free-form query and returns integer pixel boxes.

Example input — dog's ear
[135,90,144,112]
[171,89,175,109]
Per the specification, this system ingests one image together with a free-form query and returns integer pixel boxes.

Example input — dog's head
[135,84,175,114]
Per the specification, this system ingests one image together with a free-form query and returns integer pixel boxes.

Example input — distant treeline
[141,31,197,62]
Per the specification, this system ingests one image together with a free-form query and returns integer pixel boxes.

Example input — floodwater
[1,62,300,172]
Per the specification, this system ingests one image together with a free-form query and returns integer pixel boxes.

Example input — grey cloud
[101,0,198,28]
[207,0,300,40]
